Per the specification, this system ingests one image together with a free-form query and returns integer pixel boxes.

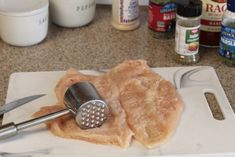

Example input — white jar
[0,0,49,46]
[50,0,96,28]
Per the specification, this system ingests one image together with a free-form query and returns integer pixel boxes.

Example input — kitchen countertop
[0,5,234,123]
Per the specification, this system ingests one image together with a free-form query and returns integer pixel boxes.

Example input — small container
[148,0,176,39]
[112,0,140,31]
[49,0,96,28]
[219,0,235,66]
[0,0,49,46]
[175,0,202,64]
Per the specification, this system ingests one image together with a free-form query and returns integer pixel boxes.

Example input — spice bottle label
[201,0,227,32]
[119,0,139,23]
[175,25,200,56]
[219,25,235,61]
[148,2,176,32]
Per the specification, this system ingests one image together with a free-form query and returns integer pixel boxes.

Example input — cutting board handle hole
[205,92,225,121]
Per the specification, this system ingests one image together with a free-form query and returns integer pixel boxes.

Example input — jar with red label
[148,0,176,39]
[200,0,227,47]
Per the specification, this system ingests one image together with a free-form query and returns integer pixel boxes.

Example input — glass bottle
[200,0,227,47]
[175,0,202,64]
[148,0,176,39]
[112,0,140,31]
[219,0,235,66]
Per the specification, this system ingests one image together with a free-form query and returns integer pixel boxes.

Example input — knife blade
[0,94,45,116]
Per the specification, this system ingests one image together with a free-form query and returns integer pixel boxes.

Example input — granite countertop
[0,5,234,123]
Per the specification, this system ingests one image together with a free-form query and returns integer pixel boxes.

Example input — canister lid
[0,0,48,17]
[176,0,202,18]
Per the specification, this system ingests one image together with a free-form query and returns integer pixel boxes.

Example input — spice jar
[175,0,202,64]
[112,0,140,31]
[148,0,176,39]
[200,0,227,47]
[219,0,235,66]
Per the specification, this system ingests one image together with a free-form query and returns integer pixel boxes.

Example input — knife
[0,94,45,116]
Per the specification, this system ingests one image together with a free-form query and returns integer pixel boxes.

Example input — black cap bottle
[174,0,202,64]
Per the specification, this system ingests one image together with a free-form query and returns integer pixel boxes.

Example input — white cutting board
[0,67,235,157]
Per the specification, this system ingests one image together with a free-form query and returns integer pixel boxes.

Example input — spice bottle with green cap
[175,0,202,64]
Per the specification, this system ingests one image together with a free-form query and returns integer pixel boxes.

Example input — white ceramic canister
[0,0,49,46]
[50,0,96,28]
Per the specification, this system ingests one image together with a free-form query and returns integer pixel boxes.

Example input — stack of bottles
[111,0,235,66]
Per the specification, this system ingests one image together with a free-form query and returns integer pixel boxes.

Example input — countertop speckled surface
[0,5,234,123]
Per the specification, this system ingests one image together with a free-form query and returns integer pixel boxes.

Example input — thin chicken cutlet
[34,60,183,148]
